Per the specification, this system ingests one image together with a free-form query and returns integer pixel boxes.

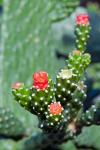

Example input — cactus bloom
[12,82,24,89]
[49,102,63,115]
[59,69,73,79]
[76,14,89,25]
[33,71,48,90]
[73,50,81,55]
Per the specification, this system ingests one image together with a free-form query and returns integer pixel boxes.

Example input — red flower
[33,71,48,90]
[49,102,63,115]
[12,82,24,90]
[73,50,81,55]
[76,14,89,25]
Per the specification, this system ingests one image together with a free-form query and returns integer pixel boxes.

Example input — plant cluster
[9,14,100,149]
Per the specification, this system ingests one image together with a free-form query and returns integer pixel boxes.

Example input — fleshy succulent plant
[8,14,100,150]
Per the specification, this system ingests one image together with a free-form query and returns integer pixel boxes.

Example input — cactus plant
[0,107,25,137]
[1,0,79,104]
[0,0,80,130]
[2,14,98,150]
[0,1,100,150]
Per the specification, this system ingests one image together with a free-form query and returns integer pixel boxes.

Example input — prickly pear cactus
[0,107,25,137]
[51,0,79,22]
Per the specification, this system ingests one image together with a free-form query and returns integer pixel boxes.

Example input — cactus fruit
[0,107,25,137]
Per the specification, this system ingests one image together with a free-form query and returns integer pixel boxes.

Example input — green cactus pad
[0,107,25,137]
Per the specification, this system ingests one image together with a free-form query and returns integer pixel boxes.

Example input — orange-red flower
[49,102,63,115]
[76,14,89,25]
[73,50,81,55]
[12,82,24,90]
[33,71,48,90]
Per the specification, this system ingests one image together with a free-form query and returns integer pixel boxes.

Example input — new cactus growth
[67,50,91,79]
[1,14,99,149]
[12,83,31,111]
[75,14,91,51]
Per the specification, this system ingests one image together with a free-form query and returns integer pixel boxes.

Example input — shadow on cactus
[8,14,100,150]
